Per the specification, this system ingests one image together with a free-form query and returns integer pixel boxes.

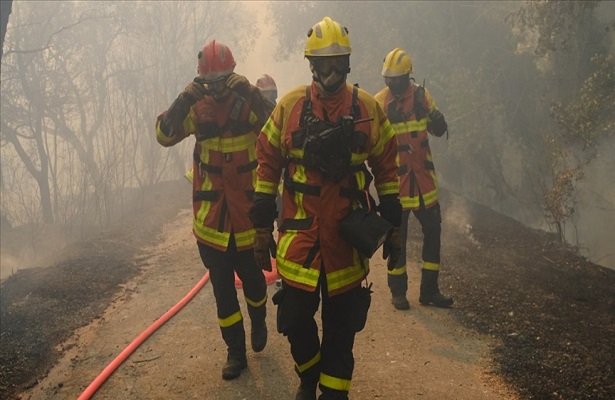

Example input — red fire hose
[77,271,211,400]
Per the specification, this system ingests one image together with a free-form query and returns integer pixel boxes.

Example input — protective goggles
[309,56,350,75]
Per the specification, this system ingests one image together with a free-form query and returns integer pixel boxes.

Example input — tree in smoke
[0,1,256,229]
[508,0,615,241]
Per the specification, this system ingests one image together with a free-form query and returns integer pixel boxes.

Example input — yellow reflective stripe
[400,196,419,209]
[194,223,228,247]
[248,110,258,125]
[200,133,257,153]
[219,310,243,328]
[388,264,407,276]
[391,118,428,134]
[423,261,440,271]
[262,118,281,149]
[326,262,365,292]
[350,153,368,164]
[276,257,320,289]
[288,148,304,159]
[320,372,351,392]
[376,181,400,197]
[245,293,268,308]
[256,180,278,195]
[234,228,255,247]
[355,171,366,190]
[400,187,438,210]
[183,108,197,133]
[371,120,394,157]
[296,352,321,373]
[277,164,312,276]
[156,121,176,145]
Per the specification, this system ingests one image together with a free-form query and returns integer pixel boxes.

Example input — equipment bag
[339,191,392,258]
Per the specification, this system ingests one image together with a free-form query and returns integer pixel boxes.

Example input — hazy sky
[237,2,312,98]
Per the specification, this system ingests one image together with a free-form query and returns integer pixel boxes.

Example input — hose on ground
[77,271,210,400]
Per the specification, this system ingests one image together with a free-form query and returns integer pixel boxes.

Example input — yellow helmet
[305,17,351,57]
[381,48,413,77]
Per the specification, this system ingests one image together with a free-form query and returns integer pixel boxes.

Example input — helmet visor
[310,56,350,76]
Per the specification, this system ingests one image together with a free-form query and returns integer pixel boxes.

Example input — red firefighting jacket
[255,82,399,296]
[375,83,441,210]
[156,91,262,251]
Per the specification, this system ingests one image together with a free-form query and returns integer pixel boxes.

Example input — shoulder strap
[351,84,361,119]
[299,86,312,127]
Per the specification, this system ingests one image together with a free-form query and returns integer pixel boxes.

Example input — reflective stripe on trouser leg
[388,209,411,296]
[197,238,246,356]
[318,285,360,399]
[284,283,322,381]
[234,248,268,324]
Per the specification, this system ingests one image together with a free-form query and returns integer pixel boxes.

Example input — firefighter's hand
[182,81,209,104]
[254,228,276,272]
[226,73,252,98]
[383,227,402,270]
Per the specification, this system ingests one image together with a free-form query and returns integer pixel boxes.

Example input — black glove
[183,81,209,103]
[383,227,401,270]
[162,81,209,135]
[378,195,402,227]
[428,108,448,137]
[226,73,252,98]
[254,228,276,271]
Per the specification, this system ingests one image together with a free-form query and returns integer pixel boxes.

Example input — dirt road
[19,207,514,400]
[5,181,614,400]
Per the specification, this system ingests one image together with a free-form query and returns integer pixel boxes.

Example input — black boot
[221,323,247,380]
[391,295,410,310]
[222,353,248,380]
[295,376,318,400]
[251,319,268,352]
[419,269,453,308]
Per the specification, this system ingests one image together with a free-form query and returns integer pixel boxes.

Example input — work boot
[222,354,247,380]
[251,320,268,352]
[295,377,318,400]
[419,269,454,308]
[391,295,410,310]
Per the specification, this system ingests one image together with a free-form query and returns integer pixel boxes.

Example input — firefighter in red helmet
[249,17,401,400]
[256,73,278,105]
[375,48,453,310]
[156,39,274,381]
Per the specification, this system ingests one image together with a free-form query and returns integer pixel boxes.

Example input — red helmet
[256,74,277,92]
[197,40,236,83]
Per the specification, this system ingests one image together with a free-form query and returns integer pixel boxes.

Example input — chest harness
[288,85,371,183]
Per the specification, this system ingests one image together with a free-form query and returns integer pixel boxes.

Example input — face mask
[209,80,230,101]
[310,57,349,95]
[385,76,410,96]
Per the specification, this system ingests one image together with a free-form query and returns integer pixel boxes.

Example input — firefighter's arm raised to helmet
[159,80,209,138]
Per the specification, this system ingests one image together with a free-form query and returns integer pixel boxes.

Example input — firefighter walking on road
[249,17,402,400]
[155,40,274,380]
[375,48,454,310]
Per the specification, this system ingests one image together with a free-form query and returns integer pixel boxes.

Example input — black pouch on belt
[339,191,392,258]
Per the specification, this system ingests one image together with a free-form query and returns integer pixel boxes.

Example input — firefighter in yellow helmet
[374,48,453,310]
[249,17,401,400]
[155,40,274,381]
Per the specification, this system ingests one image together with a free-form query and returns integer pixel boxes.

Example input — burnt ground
[1,181,614,400]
